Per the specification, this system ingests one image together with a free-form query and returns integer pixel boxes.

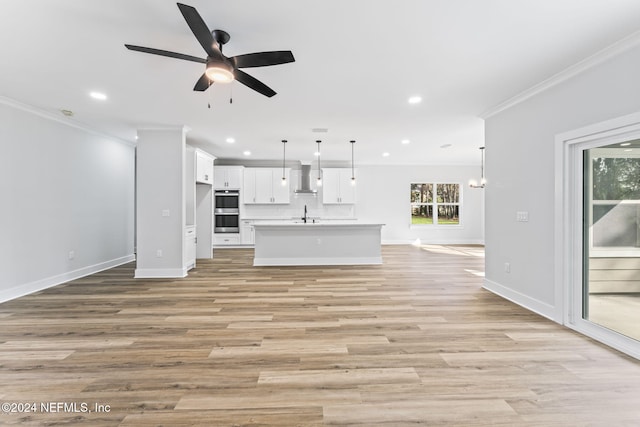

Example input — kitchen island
[253,222,384,266]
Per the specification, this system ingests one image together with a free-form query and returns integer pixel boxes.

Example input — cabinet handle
[204,174,208,180]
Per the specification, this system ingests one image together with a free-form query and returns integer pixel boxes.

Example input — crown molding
[0,95,135,147]
[137,125,191,134]
[481,30,640,120]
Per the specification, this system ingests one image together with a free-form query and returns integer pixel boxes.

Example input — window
[410,183,460,225]
[587,147,640,255]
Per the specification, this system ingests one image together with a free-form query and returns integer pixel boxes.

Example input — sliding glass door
[583,141,640,341]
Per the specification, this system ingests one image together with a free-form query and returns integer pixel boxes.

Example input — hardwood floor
[1,244,640,426]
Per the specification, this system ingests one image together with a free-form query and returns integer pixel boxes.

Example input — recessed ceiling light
[382,152,390,157]
[226,137,235,144]
[89,91,107,101]
[401,139,410,145]
[440,144,452,148]
[620,142,631,146]
[243,150,251,156]
[408,96,422,104]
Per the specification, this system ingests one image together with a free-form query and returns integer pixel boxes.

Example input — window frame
[410,182,462,227]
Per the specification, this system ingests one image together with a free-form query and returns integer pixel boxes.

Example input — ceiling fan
[125,2,295,97]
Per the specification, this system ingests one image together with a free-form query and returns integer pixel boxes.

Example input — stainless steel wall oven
[214,190,240,233]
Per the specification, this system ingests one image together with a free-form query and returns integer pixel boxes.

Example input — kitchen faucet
[302,205,307,223]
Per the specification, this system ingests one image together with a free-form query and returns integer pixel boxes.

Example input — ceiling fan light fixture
[205,61,234,83]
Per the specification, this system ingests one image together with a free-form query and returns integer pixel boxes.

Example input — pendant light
[350,140,356,185]
[469,146,486,188]
[316,140,322,187]
[281,140,287,186]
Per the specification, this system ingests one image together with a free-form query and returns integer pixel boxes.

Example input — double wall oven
[214,190,240,233]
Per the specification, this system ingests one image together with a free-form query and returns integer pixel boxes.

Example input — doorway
[557,112,640,359]
[583,142,640,341]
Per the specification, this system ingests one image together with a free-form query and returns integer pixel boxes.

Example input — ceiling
[2,1,640,165]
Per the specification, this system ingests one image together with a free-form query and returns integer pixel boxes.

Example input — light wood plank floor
[1,245,640,426]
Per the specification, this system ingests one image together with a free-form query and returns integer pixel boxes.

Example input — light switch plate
[516,211,529,222]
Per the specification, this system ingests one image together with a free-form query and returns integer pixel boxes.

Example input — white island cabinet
[253,222,383,266]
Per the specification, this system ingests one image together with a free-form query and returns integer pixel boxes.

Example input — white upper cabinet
[322,168,356,204]
[195,150,214,185]
[214,165,243,189]
[244,168,290,204]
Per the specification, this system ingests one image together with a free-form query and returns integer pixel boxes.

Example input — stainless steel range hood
[294,163,317,194]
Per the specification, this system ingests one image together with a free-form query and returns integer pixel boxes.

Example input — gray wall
[0,99,135,302]
[135,127,188,277]
[484,44,640,320]
[356,165,484,244]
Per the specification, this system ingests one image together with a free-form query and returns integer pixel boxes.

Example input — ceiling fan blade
[234,69,276,97]
[193,73,212,92]
[177,3,217,57]
[125,44,206,63]
[232,51,295,68]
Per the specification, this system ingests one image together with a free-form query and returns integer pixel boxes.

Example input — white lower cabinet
[241,220,255,245]
[185,226,196,270]
[213,234,241,245]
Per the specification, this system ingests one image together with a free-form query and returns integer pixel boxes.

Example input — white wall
[241,165,485,244]
[484,43,640,321]
[135,127,188,278]
[356,165,484,244]
[0,98,135,302]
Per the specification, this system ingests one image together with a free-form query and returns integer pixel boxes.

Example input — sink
[291,219,320,224]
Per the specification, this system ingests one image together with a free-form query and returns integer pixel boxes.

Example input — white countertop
[253,221,383,227]
[242,217,358,221]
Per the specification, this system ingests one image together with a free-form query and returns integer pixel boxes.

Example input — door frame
[555,111,640,359]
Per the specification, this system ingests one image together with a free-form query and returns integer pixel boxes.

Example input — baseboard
[253,257,383,266]
[134,268,188,278]
[213,241,484,247]
[382,239,485,245]
[0,254,135,303]
[482,278,560,323]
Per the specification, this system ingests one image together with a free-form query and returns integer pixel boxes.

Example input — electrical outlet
[156,249,163,258]
[162,209,170,217]
[504,262,511,273]
[68,250,75,260]
[516,211,529,222]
